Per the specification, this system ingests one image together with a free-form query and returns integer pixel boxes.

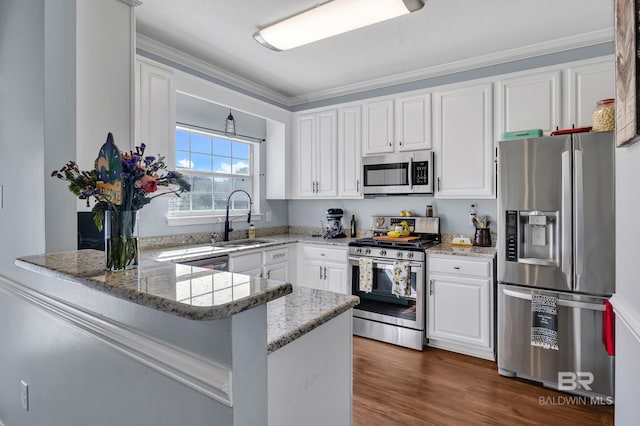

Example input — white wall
[613,139,640,423]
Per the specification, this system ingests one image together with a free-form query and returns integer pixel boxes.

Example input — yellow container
[592,98,615,131]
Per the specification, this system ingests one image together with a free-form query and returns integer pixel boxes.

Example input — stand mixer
[323,208,346,239]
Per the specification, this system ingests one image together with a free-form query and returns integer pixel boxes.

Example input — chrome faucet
[223,190,252,241]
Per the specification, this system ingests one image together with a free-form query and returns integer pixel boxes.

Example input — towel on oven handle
[531,293,559,351]
[392,261,410,298]
[358,257,373,293]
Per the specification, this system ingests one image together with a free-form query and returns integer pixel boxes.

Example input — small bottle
[469,204,478,227]
[350,215,357,238]
[248,223,256,239]
[426,205,433,217]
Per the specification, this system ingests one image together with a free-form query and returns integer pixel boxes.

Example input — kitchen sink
[219,239,274,248]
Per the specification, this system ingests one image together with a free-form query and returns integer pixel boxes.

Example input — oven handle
[348,256,423,268]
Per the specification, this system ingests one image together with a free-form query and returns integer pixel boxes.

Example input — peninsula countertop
[15,249,292,321]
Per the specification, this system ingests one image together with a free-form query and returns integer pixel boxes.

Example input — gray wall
[139,93,289,237]
[288,198,497,236]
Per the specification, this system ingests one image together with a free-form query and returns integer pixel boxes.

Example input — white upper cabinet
[363,94,432,156]
[338,105,363,198]
[363,99,394,155]
[496,70,562,136]
[395,92,432,152]
[434,82,494,199]
[292,109,338,198]
[564,58,615,128]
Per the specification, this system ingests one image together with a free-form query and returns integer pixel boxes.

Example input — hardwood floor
[353,337,614,426]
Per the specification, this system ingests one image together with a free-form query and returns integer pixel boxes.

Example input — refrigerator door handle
[501,288,605,311]
[574,149,584,281]
[561,151,572,284]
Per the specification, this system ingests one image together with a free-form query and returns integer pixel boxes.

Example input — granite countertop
[15,250,292,321]
[147,233,355,264]
[426,241,497,258]
[267,286,359,354]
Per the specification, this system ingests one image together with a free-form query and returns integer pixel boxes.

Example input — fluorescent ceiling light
[253,0,425,51]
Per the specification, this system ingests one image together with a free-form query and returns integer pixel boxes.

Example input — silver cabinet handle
[399,141,402,146]
[453,266,460,270]
[356,179,360,192]
[267,270,271,279]
[437,177,441,192]
[323,266,327,280]
[429,279,434,295]
[319,267,322,280]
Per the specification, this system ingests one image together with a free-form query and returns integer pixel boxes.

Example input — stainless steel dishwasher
[181,255,229,271]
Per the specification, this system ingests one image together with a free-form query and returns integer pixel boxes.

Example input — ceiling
[136,0,614,107]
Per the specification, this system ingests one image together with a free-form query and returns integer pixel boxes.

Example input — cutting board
[373,235,420,242]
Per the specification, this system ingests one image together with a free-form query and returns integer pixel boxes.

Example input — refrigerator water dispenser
[505,210,559,266]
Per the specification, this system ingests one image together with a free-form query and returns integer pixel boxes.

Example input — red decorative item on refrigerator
[602,301,615,356]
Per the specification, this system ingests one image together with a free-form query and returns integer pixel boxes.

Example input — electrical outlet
[266,211,272,222]
[20,380,29,411]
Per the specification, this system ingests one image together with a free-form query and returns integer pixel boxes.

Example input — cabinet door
[427,274,491,348]
[434,82,494,198]
[496,71,561,136]
[236,266,263,278]
[396,93,432,151]
[338,105,362,198]
[363,99,394,155]
[137,60,174,158]
[324,261,349,295]
[301,259,324,290]
[316,110,338,197]
[264,261,288,282]
[295,113,316,197]
[565,59,615,128]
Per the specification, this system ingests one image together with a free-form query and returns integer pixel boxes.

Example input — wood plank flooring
[353,337,614,426]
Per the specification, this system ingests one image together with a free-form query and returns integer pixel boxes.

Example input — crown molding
[138,28,613,108]
[136,34,291,107]
[288,28,614,105]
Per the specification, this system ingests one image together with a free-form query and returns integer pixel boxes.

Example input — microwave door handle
[409,158,414,189]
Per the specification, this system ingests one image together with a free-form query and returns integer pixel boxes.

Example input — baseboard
[0,275,233,406]
[610,294,640,344]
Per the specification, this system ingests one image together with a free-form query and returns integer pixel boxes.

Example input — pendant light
[253,0,425,51]
[225,109,236,135]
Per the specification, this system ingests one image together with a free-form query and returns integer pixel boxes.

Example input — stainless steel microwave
[362,151,434,195]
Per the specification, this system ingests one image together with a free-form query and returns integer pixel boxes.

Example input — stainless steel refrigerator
[497,131,615,398]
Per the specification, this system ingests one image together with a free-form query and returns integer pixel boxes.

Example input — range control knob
[380,249,387,256]
[356,248,362,254]
[365,248,371,255]
[396,252,403,258]
[407,252,414,259]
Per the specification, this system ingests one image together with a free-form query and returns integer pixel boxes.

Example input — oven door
[349,256,425,330]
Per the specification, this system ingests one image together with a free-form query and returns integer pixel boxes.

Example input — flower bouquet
[52,133,190,270]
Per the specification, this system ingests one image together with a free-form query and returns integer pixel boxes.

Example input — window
[168,126,257,218]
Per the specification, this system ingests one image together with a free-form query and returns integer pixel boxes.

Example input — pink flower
[137,175,157,193]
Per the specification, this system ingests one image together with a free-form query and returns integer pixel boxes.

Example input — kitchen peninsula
[12,249,358,426]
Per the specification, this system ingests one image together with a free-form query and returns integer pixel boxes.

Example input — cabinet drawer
[302,245,346,263]
[428,256,490,277]
[263,247,289,265]
[230,251,262,271]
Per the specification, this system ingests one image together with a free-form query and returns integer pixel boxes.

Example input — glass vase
[105,210,139,271]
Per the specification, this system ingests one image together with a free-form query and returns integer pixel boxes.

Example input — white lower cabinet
[298,244,349,294]
[427,254,495,360]
[228,245,294,281]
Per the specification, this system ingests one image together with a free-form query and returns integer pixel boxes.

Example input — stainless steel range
[349,217,440,350]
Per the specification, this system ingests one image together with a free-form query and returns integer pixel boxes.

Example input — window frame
[167,125,261,226]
